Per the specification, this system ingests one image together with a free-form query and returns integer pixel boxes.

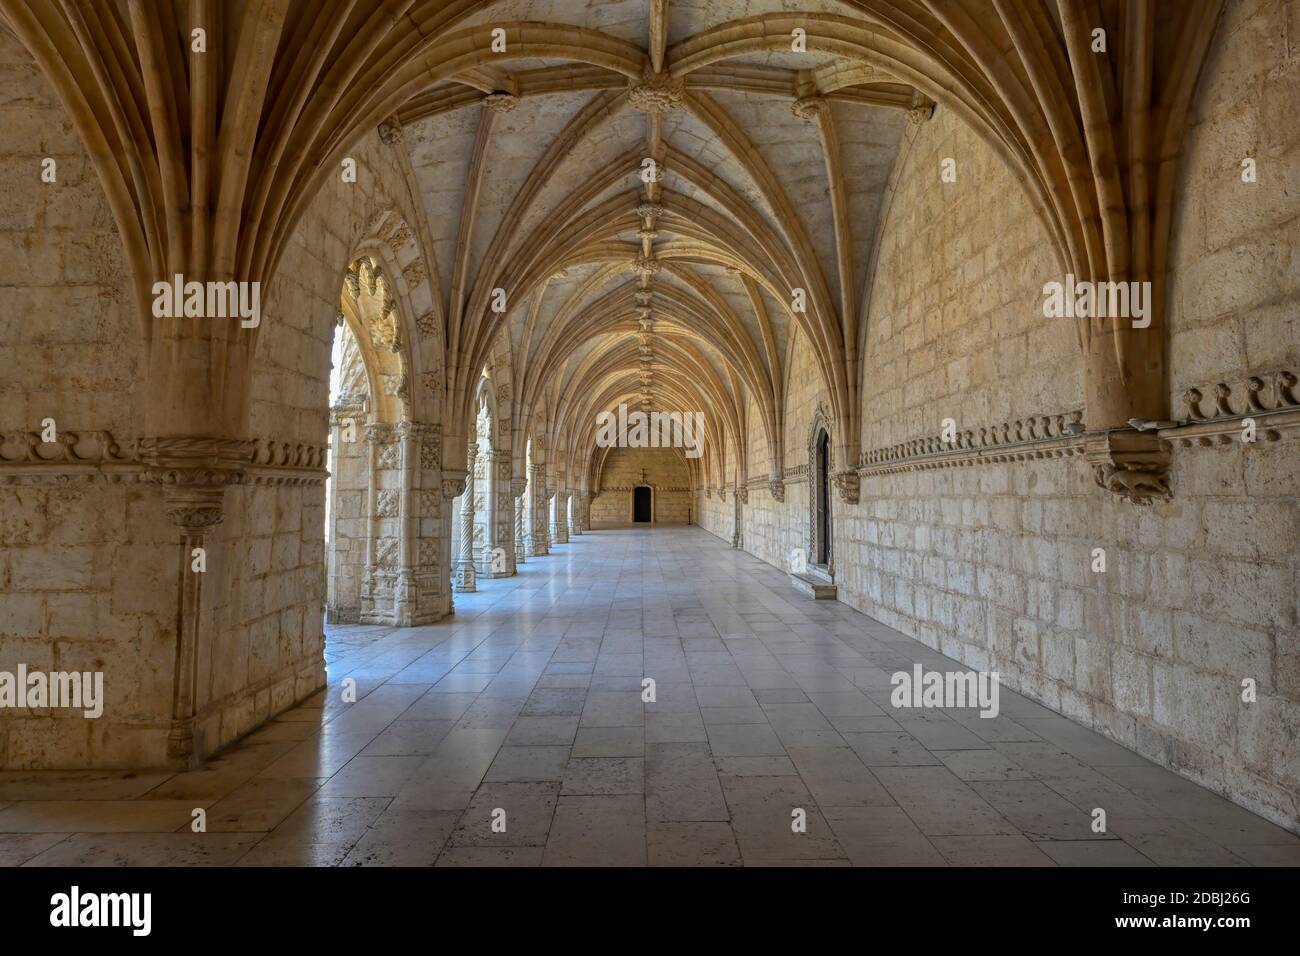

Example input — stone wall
[591,447,693,526]
[0,22,443,766]
[0,25,178,767]
[698,0,1300,832]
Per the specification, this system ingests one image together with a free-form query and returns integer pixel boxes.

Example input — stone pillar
[732,485,746,549]
[512,476,527,566]
[529,464,549,556]
[455,442,477,592]
[139,436,247,768]
[553,490,570,544]
[361,422,399,624]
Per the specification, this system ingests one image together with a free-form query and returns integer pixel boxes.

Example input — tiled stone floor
[2,526,1297,867]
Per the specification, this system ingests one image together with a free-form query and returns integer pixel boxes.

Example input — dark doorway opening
[815,430,831,566]
[633,486,653,523]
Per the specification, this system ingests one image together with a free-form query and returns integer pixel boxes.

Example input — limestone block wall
[327,415,370,622]
[0,26,178,768]
[591,447,693,526]
[193,133,427,757]
[697,0,1300,832]
[0,20,441,765]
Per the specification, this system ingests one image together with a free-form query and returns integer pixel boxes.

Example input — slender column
[568,492,582,536]
[512,476,527,566]
[529,463,549,556]
[455,442,478,592]
[553,490,570,544]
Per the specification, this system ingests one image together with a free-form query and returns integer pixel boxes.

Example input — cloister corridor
[1,526,1295,868]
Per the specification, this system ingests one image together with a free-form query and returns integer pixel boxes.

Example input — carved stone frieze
[858,410,1087,476]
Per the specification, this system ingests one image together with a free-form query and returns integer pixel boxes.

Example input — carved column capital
[511,477,528,498]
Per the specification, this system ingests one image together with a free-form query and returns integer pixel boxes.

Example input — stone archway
[807,404,836,581]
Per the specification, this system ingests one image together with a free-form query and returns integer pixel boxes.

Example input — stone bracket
[1085,429,1171,505]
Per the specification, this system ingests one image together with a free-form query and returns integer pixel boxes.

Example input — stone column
[529,463,549,556]
[553,490,570,544]
[568,492,582,536]
[139,436,248,768]
[455,442,477,592]
[512,476,527,566]
[732,485,746,549]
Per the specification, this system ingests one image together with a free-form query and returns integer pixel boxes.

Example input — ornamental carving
[484,92,519,113]
[377,443,401,469]
[859,410,1086,473]
[768,477,785,502]
[377,119,403,146]
[376,490,399,516]
[403,260,427,290]
[790,96,828,121]
[420,437,440,471]
[415,311,439,336]
[374,538,400,568]
[628,75,684,114]
[905,102,935,126]
[1181,370,1299,422]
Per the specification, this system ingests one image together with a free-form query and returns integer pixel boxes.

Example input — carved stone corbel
[768,477,785,502]
[1085,429,1171,504]
[832,470,860,505]
[442,470,468,500]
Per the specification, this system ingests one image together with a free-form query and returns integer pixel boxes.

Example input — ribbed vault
[0,0,1224,506]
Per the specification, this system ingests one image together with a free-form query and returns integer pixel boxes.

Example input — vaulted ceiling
[0,0,1223,503]
[393,1,919,491]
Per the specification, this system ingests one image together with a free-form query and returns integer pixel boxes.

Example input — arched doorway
[633,486,653,522]
[815,429,831,568]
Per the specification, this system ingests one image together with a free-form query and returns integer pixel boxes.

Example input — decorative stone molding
[1086,430,1171,505]
[790,96,828,121]
[858,411,1086,477]
[1161,369,1300,445]
[484,91,519,113]
[245,439,330,486]
[628,74,684,113]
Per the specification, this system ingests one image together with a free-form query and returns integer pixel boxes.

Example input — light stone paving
[1,526,1296,867]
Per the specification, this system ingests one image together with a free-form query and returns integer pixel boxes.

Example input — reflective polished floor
[1,526,1297,866]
